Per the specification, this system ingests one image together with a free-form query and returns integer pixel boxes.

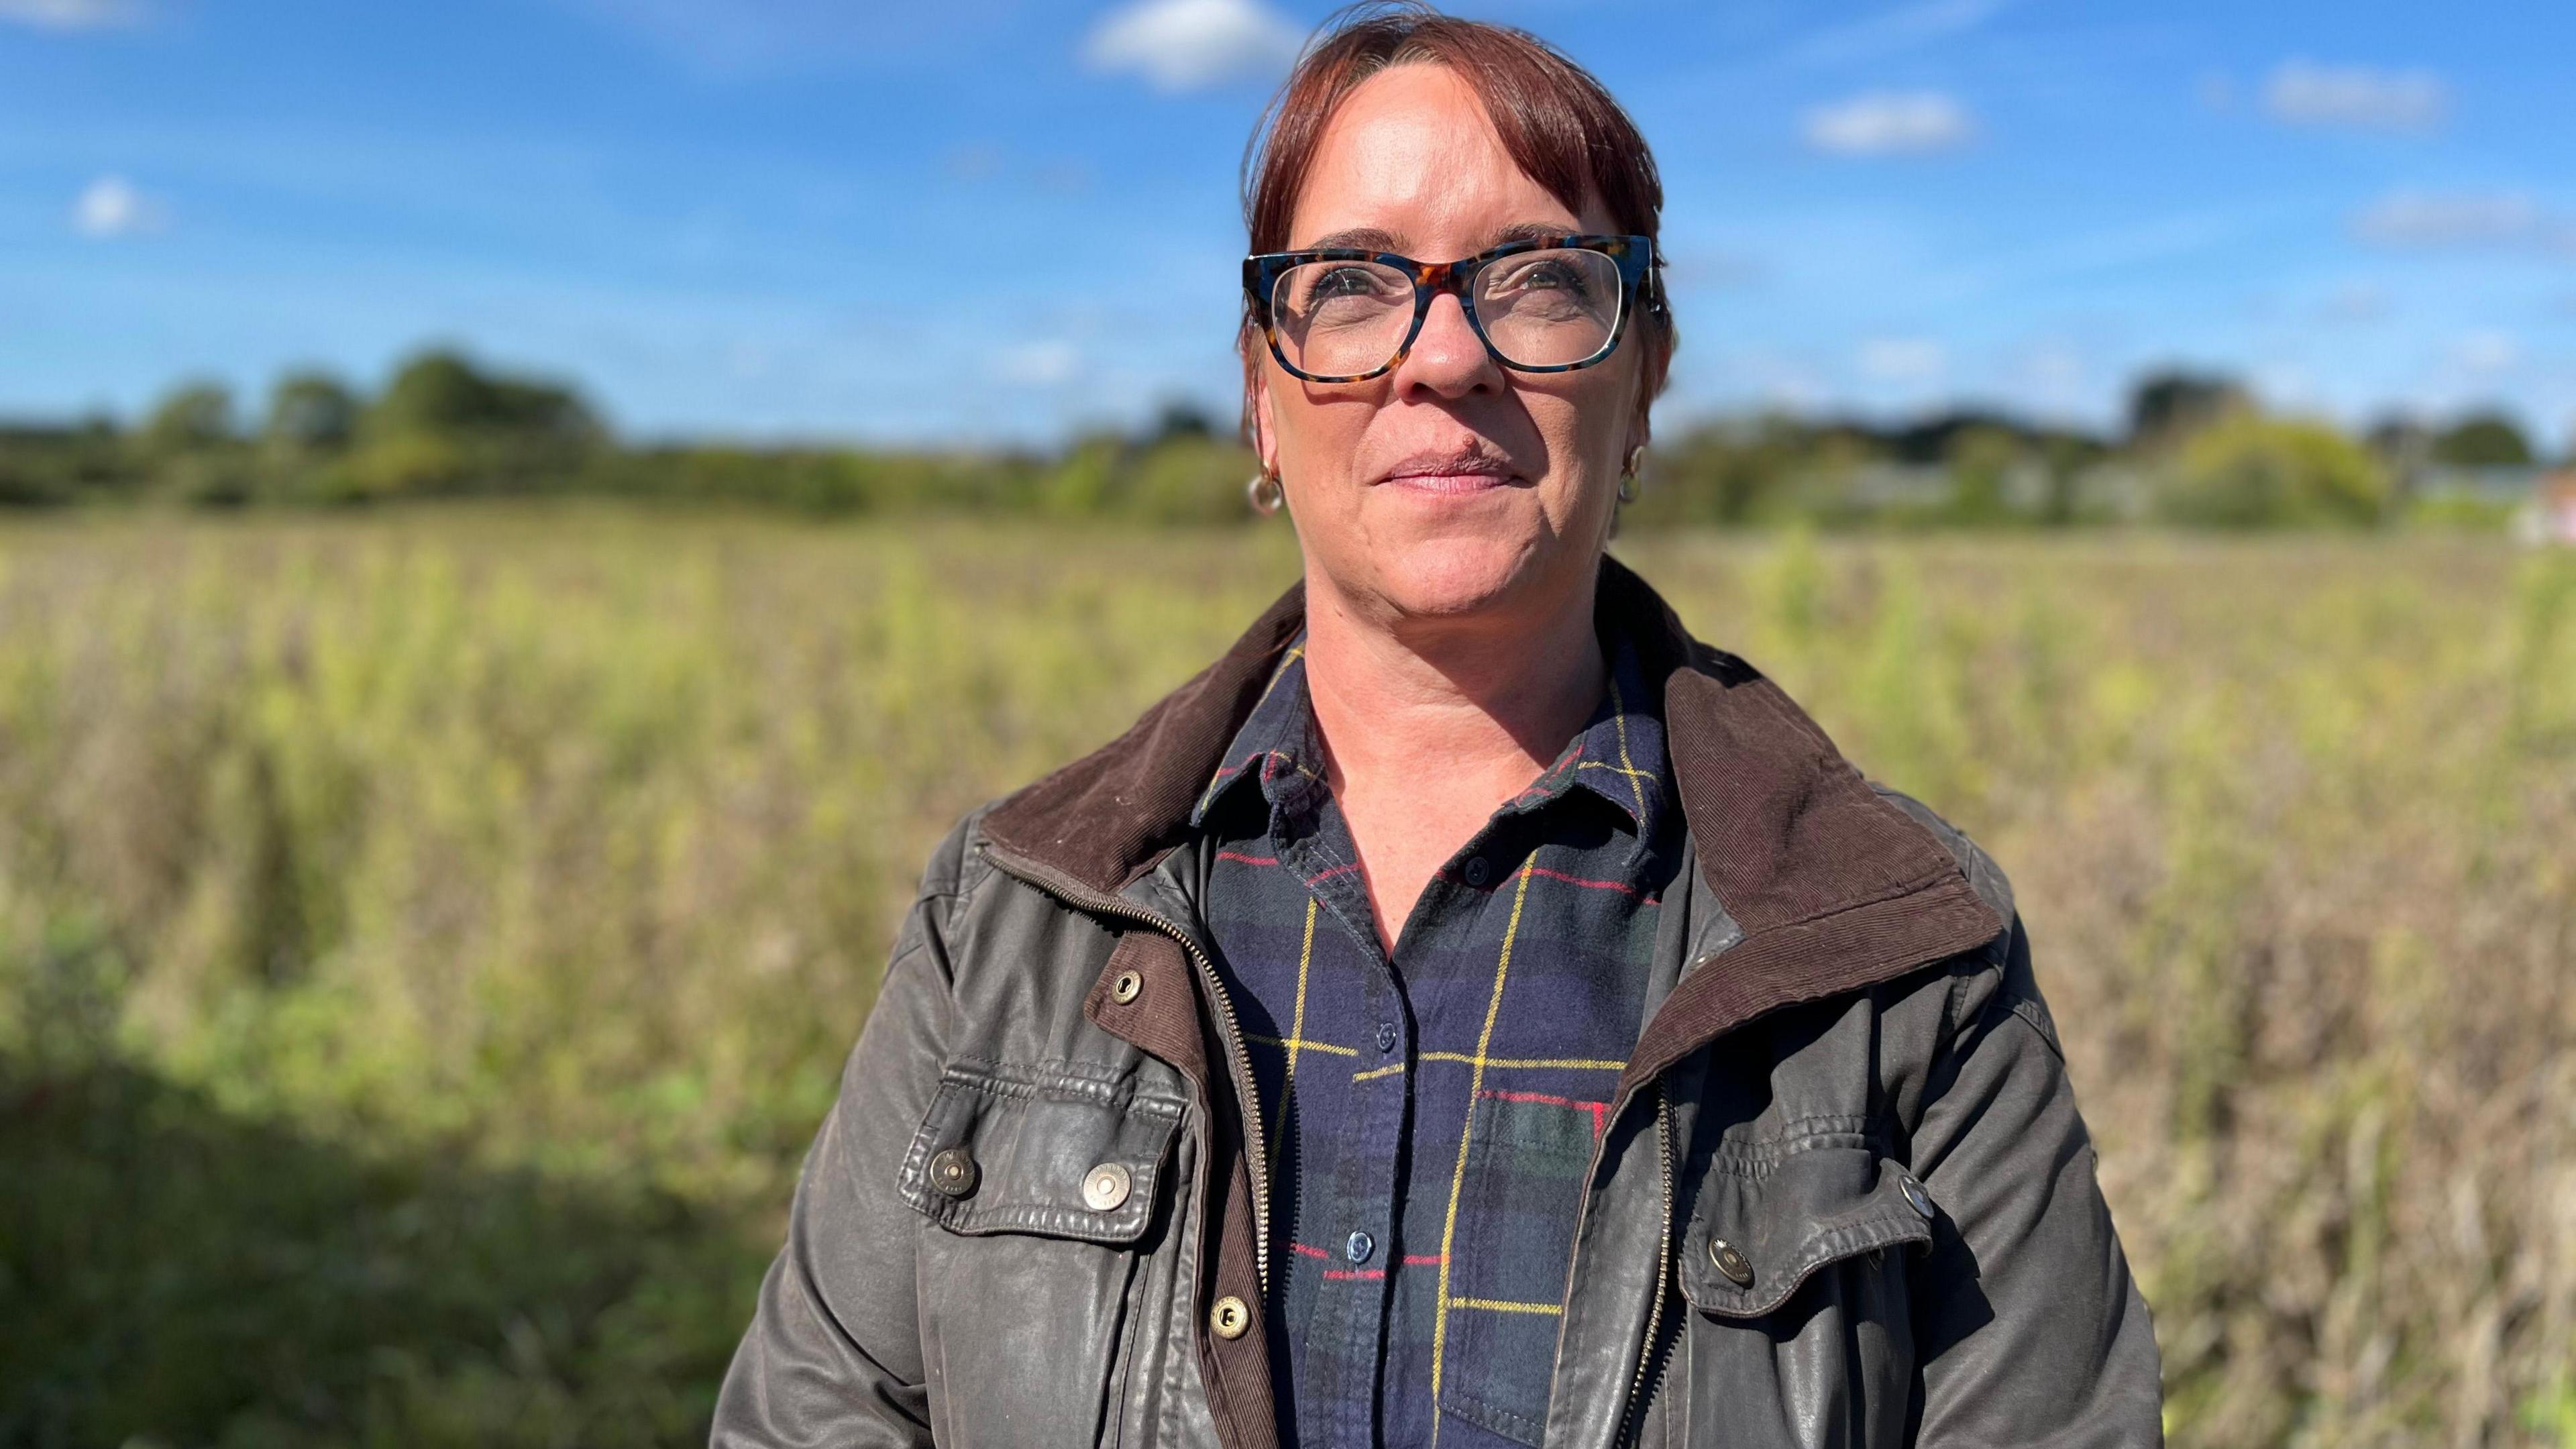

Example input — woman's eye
[1483,257,1592,303]
[1313,266,1381,298]
[1517,262,1586,293]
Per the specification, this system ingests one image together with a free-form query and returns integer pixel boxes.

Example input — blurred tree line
[0,349,2560,527]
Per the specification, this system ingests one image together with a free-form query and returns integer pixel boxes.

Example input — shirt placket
[1386,815,1554,1449]
[1269,803,1410,1449]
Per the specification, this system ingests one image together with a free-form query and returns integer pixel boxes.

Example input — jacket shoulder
[1863,785,2066,1063]
[918,801,1004,903]
[883,802,1014,977]
[1865,784,2016,925]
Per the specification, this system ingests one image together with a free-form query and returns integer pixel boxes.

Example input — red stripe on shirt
[1522,864,1644,896]
[1481,1087,1612,1138]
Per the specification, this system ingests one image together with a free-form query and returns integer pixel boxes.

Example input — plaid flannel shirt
[1188,616,1681,1449]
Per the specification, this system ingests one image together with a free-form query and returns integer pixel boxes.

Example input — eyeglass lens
[1270,248,1623,378]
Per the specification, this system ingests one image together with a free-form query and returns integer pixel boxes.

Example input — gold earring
[1246,468,1285,515]
[1618,445,1645,504]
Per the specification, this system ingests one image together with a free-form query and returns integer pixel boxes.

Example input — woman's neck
[1296,566,1608,950]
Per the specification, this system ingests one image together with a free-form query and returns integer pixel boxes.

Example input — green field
[3,510,2572,1447]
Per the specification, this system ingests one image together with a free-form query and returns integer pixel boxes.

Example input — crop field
[2,508,2572,1447]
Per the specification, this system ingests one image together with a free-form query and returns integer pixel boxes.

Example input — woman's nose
[1392,291,1504,400]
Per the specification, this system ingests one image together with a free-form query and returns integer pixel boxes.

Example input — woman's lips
[1378,468,1517,495]
[1373,446,1521,494]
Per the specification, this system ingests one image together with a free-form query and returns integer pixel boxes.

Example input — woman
[715,6,2161,1446]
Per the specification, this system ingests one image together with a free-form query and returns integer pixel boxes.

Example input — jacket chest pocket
[1672,1130,1935,1449]
[900,1058,1188,1449]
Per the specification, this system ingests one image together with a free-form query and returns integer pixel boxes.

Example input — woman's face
[1252,61,1646,629]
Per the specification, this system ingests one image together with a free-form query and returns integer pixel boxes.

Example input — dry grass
[2,508,2570,1446]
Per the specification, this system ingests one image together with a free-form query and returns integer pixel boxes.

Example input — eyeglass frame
[1242,232,1660,384]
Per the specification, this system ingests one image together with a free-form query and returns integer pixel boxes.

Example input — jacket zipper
[1558,1075,1676,1449]
[979,841,1275,1295]
[1619,1086,1675,1446]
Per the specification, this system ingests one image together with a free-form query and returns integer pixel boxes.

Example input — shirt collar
[1511,625,1669,841]
[1187,621,1670,845]
[1189,635,1326,830]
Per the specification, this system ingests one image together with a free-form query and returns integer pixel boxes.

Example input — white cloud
[70,174,166,238]
[1802,91,1976,157]
[993,339,1081,387]
[2353,189,2576,257]
[0,0,140,29]
[2449,329,2520,377]
[1782,0,2010,69]
[1857,336,1947,384]
[1083,0,1302,93]
[2264,59,2447,132]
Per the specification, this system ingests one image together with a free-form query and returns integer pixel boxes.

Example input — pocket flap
[1678,1136,1933,1318]
[898,1058,1185,1245]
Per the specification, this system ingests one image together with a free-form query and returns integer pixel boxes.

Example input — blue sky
[5,0,2572,449]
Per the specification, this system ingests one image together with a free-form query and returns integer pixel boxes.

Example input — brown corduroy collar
[981,553,2004,1063]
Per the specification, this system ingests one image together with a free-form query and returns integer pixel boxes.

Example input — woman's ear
[1246,369,1280,478]
[1623,343,1656,466]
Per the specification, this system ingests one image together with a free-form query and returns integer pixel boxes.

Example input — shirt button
[1345,1230,1375,1264]
[1463,856,1492,888]
[1376,1021,1399,1053]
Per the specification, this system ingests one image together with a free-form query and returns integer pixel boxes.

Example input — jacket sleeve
[1907,915,2165,1448]
[709,824,971,1448]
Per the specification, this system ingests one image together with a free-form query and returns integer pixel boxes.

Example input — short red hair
[1238,1,1676,441]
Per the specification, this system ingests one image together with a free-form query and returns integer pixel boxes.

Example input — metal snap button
[928,1146,979,1198]
[1376,1021,1399,1053]
[1345,1230,1375,1264]
[1082,1161,1133,1212]
[1109,969,1144,1005]
[1709,1237,1754,1287]
[1210,1295,1252,1340]
[1463,856,1492,888]
[1899,1173,1935,1221]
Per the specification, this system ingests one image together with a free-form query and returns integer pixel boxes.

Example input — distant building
[2418,464,2546,508]
[1841,462,1952,508]
[2516,472,2576,547]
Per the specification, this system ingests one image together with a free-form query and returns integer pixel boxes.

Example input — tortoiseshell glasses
[1244,233,1654,384]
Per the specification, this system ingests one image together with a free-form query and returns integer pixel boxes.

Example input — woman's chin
[1367,533,1555,620]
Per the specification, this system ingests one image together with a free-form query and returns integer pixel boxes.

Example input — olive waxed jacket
[711,557,2164,1448]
